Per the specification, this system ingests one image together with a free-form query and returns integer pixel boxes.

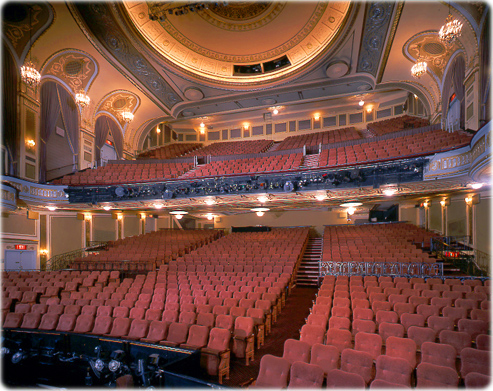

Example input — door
[4,250,36,270]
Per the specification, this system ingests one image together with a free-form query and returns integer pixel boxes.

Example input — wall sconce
[39,249,49,256]
[26,139,36,148]
[313,113,321,121]
[84,213,92,221]
[440,200,446,207]
[243,123,250,131]
[366,107,373,113]
[423,201,429,208]
[440,198,450,207]
[465,196,473,205]
[117,213,123,220]
[156,126,161,134]
[139,213,147,219]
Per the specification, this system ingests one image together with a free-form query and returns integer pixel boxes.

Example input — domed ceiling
[125,1,351,85]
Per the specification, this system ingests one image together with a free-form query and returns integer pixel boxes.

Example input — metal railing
[47,241,109,271]
[319,260,443,278]
[430,236,489,277]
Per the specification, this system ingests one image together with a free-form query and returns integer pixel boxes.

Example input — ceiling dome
[124,1,351,86]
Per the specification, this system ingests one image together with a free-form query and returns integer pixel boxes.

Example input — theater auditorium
[1,0,491,388]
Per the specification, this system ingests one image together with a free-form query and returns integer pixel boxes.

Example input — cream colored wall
[400,207,418,225]
[448,198,467,236]
[429,202,442,232]
[156,216,171,230]
[1,213,37,236]
[214,210,349,235]
[123,216,140,238]
[474,195,491,255]
[50,216,83,257]
[92,215,117,242]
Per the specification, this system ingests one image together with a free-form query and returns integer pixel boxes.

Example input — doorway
[4,250,37,270]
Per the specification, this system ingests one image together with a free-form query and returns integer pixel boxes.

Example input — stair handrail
[46,241,110,271]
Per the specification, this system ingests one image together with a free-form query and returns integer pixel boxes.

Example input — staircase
[300,154,320,169]
[179,165,205,179]
[265,141,282,152]
[296,237,323,286]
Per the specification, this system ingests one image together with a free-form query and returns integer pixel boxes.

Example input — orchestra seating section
[71,229,221,271]
[184,153,303,178]
[137,143,202,160]
[367,115,430,136]
[51,161,194,186]
[183,139,273,157]
[256,274,490,388]
[275,127,363,150]
[50,117,473,187]
[322,223,440,266]
[318,129,471,167]
[2,227,310,384]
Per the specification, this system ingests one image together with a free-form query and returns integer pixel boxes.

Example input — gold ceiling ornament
[74,60,90,109]
[439,5,463,45]
[20,6,41,87]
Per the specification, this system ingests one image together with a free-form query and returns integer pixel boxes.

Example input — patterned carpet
[222,286,318,387]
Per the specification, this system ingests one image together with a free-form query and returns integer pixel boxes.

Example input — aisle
[223,286,318,387]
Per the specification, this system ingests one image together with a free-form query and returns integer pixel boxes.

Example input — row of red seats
[276,127,362,151]
[367,115,429,136]
[283,275,491,387]
[137,143,202,160]
[184,153,303,178]
[319,129,471,167]
[183,139,273,157]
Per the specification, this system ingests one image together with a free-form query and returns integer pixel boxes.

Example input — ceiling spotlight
[382,188,397,196]
[206,213,214,221]
[359,100,364,106]
[315,194,326,201]
[258,195,269,203]
[47,206,57,211]
[204,198,216,205]
[170,211,188,219]
[154,203,164,209]
[468,183,484,189]
[273,108,279,115]
[347,207,356,215]
[103,205,112,211]
[340,202,362,208]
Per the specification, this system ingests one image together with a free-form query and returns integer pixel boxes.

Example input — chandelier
[75,90,90,108]
[439,13,462,45]
[20,6,41,87]
[120,111,134,123]
[411,58,427,78]
[21,61,41,86]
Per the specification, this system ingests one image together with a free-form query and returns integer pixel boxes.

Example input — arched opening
[94,115,124,166]
[442,55,465,132]
[39,81,80,183]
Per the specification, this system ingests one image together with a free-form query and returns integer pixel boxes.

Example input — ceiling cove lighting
[170,211,188,219]
[251,207,269,217]
[340,202,362,208]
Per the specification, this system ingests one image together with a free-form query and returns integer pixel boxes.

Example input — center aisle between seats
[223,286,318,387]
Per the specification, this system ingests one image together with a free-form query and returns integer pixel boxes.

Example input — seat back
[20,312,41,329]
[127,319,150,340]
[326,328,352,353]
[282,338,311,364]
[438,330,471,355]
[207,327,231,351]
[416,362,459,387]
[326,369,365,388]
[375,354,412,387]
[354,332,382,360]
[386,336,417,368]
[460,348,491,377]
[340,348,373,384]
[38,313,59,330]
[108,317,132,337]
[73,314,95,333]
[92,316,113,335]
[288,361,324,388]
[421,341,456,369]
[166,322,190,344]
[310,343,339,375]
[255,354,291,388]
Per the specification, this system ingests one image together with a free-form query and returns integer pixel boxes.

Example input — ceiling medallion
[325,61,349,78]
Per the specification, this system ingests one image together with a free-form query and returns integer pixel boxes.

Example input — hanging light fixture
[75,60,90,108]
[20,6,41,87]
[411,45,427,78]
[439,4,463,45]
[120,110,134,123]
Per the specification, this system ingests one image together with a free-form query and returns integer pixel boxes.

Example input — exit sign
[14,245,27,250]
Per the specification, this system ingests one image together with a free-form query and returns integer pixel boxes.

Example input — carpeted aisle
[222,286,318,387]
